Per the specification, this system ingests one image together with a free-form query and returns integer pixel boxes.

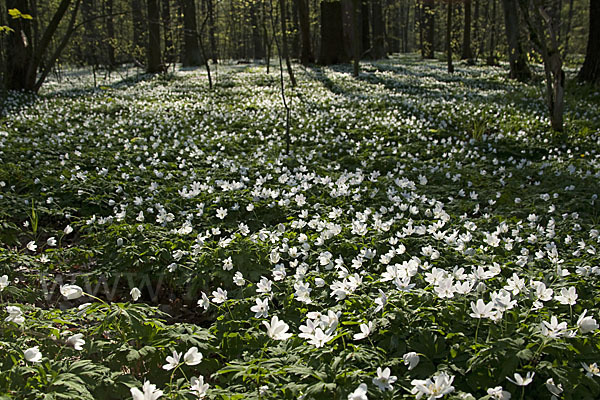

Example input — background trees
[0,0,595,92]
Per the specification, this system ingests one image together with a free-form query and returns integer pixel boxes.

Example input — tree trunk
[162,0,174,63]
[318,1,349,64]
[131,0,146,58]
[251,2,265,60]
[371,0,385,58]
[562,0,574,57]
[487,0,497,65]
[461,0,473,60]
[5,0,34,90]
[279,0,297,86]
[181,0,202,66]
[578,0,600,84]
[81,0,96,65]
[447,0,454,73]
[147,0,162,72]
[296,0,313,65]
[361,0,370,57]
[291,0,300,59]
[502,0,531,81]
[207,0,217,63]
[353,0,360,75]
[105,0,116,66]
[422,0,435,58]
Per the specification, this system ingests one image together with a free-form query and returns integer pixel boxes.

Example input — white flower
[66,333,85,350]
[26,241,37,252]
[373,289,387,313]
[24,346,42,363]
[403,352,420,370]
[582,362,600,377]
[5,306,24,325]
[348,383,368,400]
[411,372,455,399]
[554,286,577,305]
[212,288,227,304]
[545,378,563,399]
[216,207,228,219]
[506,372,535,386]
[353,322,373,340]
[256,276,272,294]
[190,375,209,398]
[250,298,269,318]
[47,237,57,246]
[64,225,74,235]
[183,347,203,366]
[541,316,569,338]
[577,310,599,333]
[233,271,245,286]
[0,275,8,291]
[263,315,292,341]
[198,292,210,310]
[162,350,182,370]
[486,386,511,400]
[373,367,397,391]
[131,381,163,400]
[306,327,334,348]
[469,299,495,319]
[130,287,142,301]
[60,284,84,300]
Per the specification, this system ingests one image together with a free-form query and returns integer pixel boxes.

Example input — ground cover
[1,55,600,399]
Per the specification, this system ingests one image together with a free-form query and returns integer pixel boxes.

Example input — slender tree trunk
[279,0,297,86]
[422,0,435,58]
[105,0,116,66]
[361,0,370,57]
[251,2,265,60]
[182,0,202,66]
[578,0,600,84]
[318,1,349,64]
[473,0,480,60]
[147,0,162,72]
[371,0,385,58]
[162,0,173,63]
[5,0,34,90]
[404,0,411,52]
[487,0,497,65]
[207,0,217,63]
[131,0,145,60]
[291,0,300,59]
[296,0,313,65]
[447,0,454,72]
[461,0,473,60]
[352,0,360,75]
[562,0,574,58]
[502,0,531,81]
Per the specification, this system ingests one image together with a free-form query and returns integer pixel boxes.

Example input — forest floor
[1,55,600,399]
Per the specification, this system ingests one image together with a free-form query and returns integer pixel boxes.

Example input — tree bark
[162,0,174,63]
[251,2,265,60]
[105,0,116,66]
[279,0,297,86]
[577,0,600,84]
[361,0,370,57]
[318,1,349,64]
[487,0,497,65]
[147,0,162,72]
[371,0,385,58]
[422,0,435,58]
[207,0,217,63]
[502,0,531,81]
[181,0,202,66]
[447,0,454,73]
[296,0,313,65]
[461,0,473,60]
[353,0,360,75]
[131,0,146,58]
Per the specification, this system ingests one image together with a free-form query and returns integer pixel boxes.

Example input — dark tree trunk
[422,0,435,58]
[447,0,454,73]
[251,2,265,60]
[207,0,217,63]
[353,0,360,75]
[487,0,497,65]
[162,0,174,63]
[404,0,410,52]
[182,0,202,66]
[461,0,473,60]
[473,0,480,59]
[562,0,574,57]
[131,0,146,57]
[296,0,313,65]
[147,0,162,72]
[502,0,531,81]
[578,0,600,84]
[279,0,297,86]
[291,0,300,59]
[105,0,116,66]
[5,0,34,90]
[318,1,349,64]
[361,0,370,57]
[81,0,97,65]
[371,0,385,58]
